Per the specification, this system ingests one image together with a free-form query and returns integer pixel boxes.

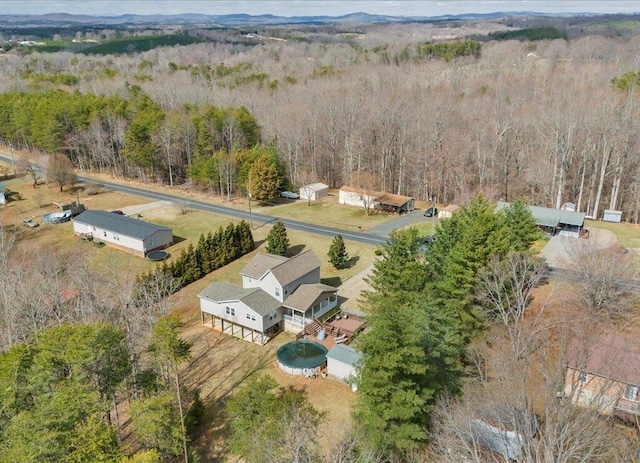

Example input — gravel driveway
[539,227,617,269]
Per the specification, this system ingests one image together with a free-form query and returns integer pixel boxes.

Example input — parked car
[280,191,300,199]
[111,210,125,215]
[424,207,438,217]
[22,218,39,228]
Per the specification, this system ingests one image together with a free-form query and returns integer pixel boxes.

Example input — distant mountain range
[0,11,602,27]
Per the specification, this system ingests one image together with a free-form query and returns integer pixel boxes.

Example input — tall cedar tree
[501,197,542,252]
[248,153,284,201]
[266,220,289,255]
[328,234,349,269]
[426,194,511,339]
[355,228,464,454]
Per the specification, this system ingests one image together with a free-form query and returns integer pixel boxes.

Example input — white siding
[327,358,357,381]
[199,298,279,332]
[260,272,283,301]
[242,275,261,289]
[73,221,145,253]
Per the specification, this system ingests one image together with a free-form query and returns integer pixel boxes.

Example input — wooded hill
[1,17,640,221]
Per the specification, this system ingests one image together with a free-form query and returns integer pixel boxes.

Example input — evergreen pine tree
[235,220,255,256]
[501,197,541,251]
[265,220,289,255]
[328,234,349,269]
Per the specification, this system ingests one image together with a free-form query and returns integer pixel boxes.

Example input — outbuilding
[326,344,362,382]
[72,210,173,256]
[300,183,329,202]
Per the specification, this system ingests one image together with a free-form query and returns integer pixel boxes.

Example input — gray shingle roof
[496,202,585,228]
[240,250,320,287]
[198,282,281,316]
[270,250,320,287]
[241,253,289,279]
[283,283,338,311]
[73,210,171,240]
[327,344,362,366]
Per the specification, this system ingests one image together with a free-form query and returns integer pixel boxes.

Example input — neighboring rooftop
[496,202,585,227]
[378,192,414,207]
[73,210,171,240]
[567,334,640,386]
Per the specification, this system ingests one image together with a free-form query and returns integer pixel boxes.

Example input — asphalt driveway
[368,208,432,237]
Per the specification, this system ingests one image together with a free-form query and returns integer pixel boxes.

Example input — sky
[1,1,639,17]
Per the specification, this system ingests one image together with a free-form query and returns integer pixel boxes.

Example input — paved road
[0,152,387,247]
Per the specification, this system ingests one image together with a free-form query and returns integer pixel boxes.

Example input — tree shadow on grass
[284,244,306,257]
[343,255,360,269]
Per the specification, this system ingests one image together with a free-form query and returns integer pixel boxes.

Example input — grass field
[585,219,640,249]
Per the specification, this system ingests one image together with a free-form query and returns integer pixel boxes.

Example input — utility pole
[8,142,15,176]
[248,193,254,230]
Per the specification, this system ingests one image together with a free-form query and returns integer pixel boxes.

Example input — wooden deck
[299,311,366,347]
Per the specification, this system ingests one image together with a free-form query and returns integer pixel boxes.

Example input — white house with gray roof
[198,250,338,344]
[72,210,173,256]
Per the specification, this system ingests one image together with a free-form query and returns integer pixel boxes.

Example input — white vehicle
[280,191,300,199]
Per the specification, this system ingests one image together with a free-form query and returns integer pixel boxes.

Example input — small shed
[438,204,461,219]
[300,183,329,201]
[603,210,622,223]
[0,192,4,205]
[326,344,362,382]
[72,210,173,256]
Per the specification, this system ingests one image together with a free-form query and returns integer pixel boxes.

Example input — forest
[2,14,640,462]
[1,18,640,220]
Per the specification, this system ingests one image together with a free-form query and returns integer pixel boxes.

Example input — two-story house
[199,250,338,345]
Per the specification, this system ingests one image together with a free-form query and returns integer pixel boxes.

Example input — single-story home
[376,193,415,214]
[564,334,640,422]
[72,210,173,256]
[300,183,329,201]
[199,250,338,344]
[496,201,585,238]
[326,344,362,382]
[338,185,378,208]
[339,186,414,214]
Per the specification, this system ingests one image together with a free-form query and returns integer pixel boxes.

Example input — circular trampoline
[147,250,169,261]
[276,340,328,376]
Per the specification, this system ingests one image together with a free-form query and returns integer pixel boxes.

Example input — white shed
[72,210,173,256]
[603,210,622,223]
[326,344,362,382]
[300,183,329,201]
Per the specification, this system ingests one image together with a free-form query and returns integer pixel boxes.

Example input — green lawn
[256,196,391,232]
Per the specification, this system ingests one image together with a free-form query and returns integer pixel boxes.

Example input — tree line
[3,32,640,219]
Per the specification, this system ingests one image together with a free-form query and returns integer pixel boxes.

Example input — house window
[625,385,639,401]
[113,234,119,241]
[284,286,288,295]
[103,231,107,237]
[578,371,587,383]
[246,313,251,320]
[149,238,154,246]
[225,306,235,316]
[275,288,280,297]
[251,315,256,321]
